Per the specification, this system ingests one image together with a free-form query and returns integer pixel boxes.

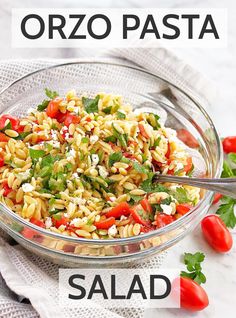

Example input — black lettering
[150,275,171,299]
[68,274,86,300]
[111,275,126,299]
[182,14,199,39]
[140,15,160,39]
[87,14,111,39]
[87,275,108,299]
[127,275,147,299]
[199,14,219,39]
[21,14,44,39]
[69,15,86,39]
[123,15,140,39]
[163,14,180,39]
[49,14,66,39]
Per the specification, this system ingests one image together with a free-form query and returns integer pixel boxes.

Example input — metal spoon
[154,175,236,199]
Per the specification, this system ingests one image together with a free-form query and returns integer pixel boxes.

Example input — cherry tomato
[52,215,69,228]
[30,217,46,228]
[222,136,236,153]
[176,203,192,215]
[212,193,223,205]
[177,129,199,149]
[130,204,151,227]
[2,181,13,197]
[94,217,116,229]
[105,202,131,219]
[201,214,233,253]
[46,97,62,118]
[154,213,174,228]
[0,132,9,142]
[0,114,20,131]
[183,157,193,174]
[179,277,209,311]
[0,155,4,167]
[21,228,38,239]
[64,113,81,127]
[56,111,69,123]
[166,142,171,159]
[138,124,149,139]
[140,198,153,213]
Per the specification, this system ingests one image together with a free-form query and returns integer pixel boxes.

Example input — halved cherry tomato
[140,198,153,213]
[94,217,116,229]
[0,155,4,167]
[0,132,9,142]
[177,129,199,148]
[178,277,209,311]
[183,157,193,174]
[106,202,131,219]
[222,136,236,153]
[30,217,45,228]
[138,124,149,139]
[201,214,233,253]
[176,203,192,215]
[56,111,69,123]
[212,193,223,204]
[46,97,62,118]
[52,215,69,228]
[0,114,20,131]
[64,113,81,127]
[2,181,13,197]
[131,204,151,227]
[166,142,171,159]
[154,213,174,228]
[17,125,25,133]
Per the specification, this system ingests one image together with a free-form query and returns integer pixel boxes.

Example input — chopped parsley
[133,161,149,174]
[216,196,236,228]
[140,173,169,193]
[29,149,46,159]
[117,111,126,119]
[108,151,123,167]
[45,88,59,99]
[82,95,100,114]
[37,99,50,112]
[181,252,206,285]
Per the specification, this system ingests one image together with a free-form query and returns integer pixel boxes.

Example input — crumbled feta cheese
[69,148,76,158]
[109,197,116,202]
[160,204,173,215]
[72,172,79,179]
[51,130,58,141]
[98,165,108,178]
[22,183,35,193]
[90,135,99,144]
[91,154,99,166]
[45,217,52,229]
[18,169,31,181]
[47,140,60,149]
[108,224,117,236]
[70,218,80,226]
[120,215,127,221]
[175,162,184,171]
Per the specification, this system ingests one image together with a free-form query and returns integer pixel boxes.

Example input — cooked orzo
[0,89,200,239]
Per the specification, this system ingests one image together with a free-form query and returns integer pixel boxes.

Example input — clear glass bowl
[0,62,223,267]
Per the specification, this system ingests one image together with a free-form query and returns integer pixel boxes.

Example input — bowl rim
[0,60,223,246]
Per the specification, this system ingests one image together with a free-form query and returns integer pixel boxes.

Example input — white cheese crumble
[45,217,52,229]
[70,218,80,226]
[72,172,79,179]
[160,204,173,215]
[108,224,117,236]
[22,183,35,193]
[91,154,99,166]
[47,140,60,149]
[50,130,58,141]
[98,165,108,178]
[175,162,184,171]
[18,169,31,181]
[90,135,99,144]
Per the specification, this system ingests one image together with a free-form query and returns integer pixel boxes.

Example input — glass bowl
[0,61,223,267]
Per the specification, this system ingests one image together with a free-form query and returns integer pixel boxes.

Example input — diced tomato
[131,204,152,227]
[56,111,69,123]
[36,135,49,143]
[222,136,236,153]
[0,155,4,167]
[167,168,175,175]
[21,228,37,239]
[64,113,81,127]
[176,203,192,215]
[52,215,69,228]
[0,114,20,131]
[30,217,46,228]
[106,202,131,219]
[86,117,92,122]
[17,125,25,133]
[46,97,62,118]
[94,217,116,229]
[212,193,223,204]
[138,124,149,139]
[183,157,193,173]
[166,142,171,159]
[140,225,155,233]
[154,213,174,228]
[2,181,13,197]
[140,198,153,213]
[0,132,9,142]
[177,129,199,148]
[123,152,136,160]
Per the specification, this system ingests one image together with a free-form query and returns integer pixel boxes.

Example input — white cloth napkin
[0,48,217,318]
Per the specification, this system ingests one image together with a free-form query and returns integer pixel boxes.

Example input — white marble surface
[0,1,236,317]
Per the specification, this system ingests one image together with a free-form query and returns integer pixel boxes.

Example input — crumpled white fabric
[0,48,217,318]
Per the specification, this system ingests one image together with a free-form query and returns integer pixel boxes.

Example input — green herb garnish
[45,88,59,99]
[82,95,100,114]
[181,252,206,285]
[117,111,126,119]
[29,149,46,159]
[109,151,123,167]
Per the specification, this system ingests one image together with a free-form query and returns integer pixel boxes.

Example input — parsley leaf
[112,123,128,148]
[29,149,46,159]
[37,99,50,112]
[82,95,100,114]
[228,153,236,164]
[117,111,126,119]
[104,135,117,143]
[216,197,236,228]
[133,162,149,174]
[103,106,112,114]
[221,161,234,178]
[172,187,191,204]
[108,151,123,167]
[45,88,59,99]
[14,131,31,140]
[181,252,206,285]
[140,174,169,193]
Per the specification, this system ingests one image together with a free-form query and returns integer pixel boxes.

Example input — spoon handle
[155,175,236,199]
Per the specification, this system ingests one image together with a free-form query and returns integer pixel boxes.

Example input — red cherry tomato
[201,214,233,253]
[140,198,153,213]
[179,277,209,311]
[176,203,192,215]
[0,155,4,168]
[94,217,116,229]
[105,202,131,219]
[56,111,69,123]
[30,217,46,228]
[0,114,20,131]
[138,124,149,139]
[2,181,13,197]
[64,113,81,127]
[53,215,69,228]
[46,98,62,118]
[166,142,171,159]
[177,129,199,149]
[131,205,151,227]
[0,132,9,142]
[183,157,193,173]
[222,136,236,153]
[21,228,38,239]
[212,193,223,204]
[154,213,174,228]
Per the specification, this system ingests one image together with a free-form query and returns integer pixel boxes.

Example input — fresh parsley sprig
[181,252,206,285]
